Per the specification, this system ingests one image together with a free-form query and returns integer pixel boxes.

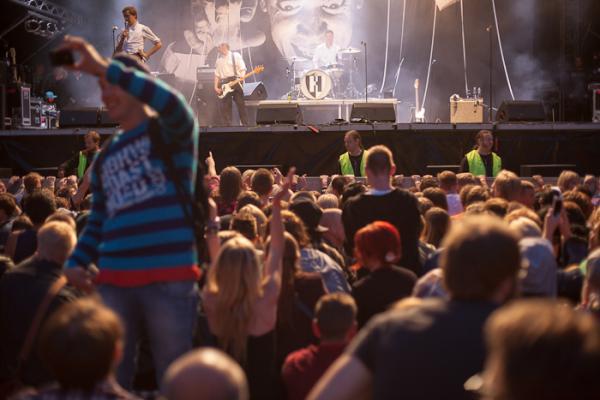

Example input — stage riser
[1,126,599,176]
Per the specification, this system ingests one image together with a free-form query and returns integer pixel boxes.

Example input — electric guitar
[414,78,425,122]
[218,65,264,99]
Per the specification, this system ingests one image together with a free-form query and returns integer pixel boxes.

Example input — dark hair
[365,145,393,176]
[281,210,310,248]
[330,176,347,196]
[340,182,367,207]
[419,175,439,191]
[422,187,448,211]
[230,211,257,241]
[474,129,493,150]
[441,215,520,300]
[23,189,56,225]
[344,130,362,148]
[485,299,600,400]
[12,214,33,231]
[251,169,274,197]
[563,190,593,220]
[0,193,17,218]
[437,170,457,191]
[219,167,243,204]
[40,298,124,391]
[236,191,261,212]
[484,197,509,218]
[23,172,42,194]
[315,293,357,341]
[122,5,137,17]
[423,207,450,248]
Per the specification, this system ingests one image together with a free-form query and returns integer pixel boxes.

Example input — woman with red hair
[352,221,417,327]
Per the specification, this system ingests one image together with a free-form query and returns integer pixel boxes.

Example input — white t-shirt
[214,51,246,80]
[313,43,340,68]
[123,22,161,55]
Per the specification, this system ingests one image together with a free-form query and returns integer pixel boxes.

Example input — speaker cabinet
[243,82,268,101]
[350,102,396,122]
[256,103,302,125]
[59,108,100,127]
[496,100,545,122]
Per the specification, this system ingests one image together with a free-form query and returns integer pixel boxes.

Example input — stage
[0,122,599,177]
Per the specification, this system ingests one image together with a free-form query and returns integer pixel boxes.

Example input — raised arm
[265,167,295,280]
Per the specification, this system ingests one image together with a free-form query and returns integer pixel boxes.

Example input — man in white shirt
[214,43,248,126]
[313,30,340,68]
[116,6,162,63]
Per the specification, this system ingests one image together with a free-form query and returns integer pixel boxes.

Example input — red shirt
[281,343,346,400]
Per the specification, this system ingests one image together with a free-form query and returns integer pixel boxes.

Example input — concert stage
[0,123,599,177]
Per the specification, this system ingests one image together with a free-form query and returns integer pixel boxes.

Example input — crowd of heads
[1,141,600,399]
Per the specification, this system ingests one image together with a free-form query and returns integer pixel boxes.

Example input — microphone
[112,25,119,31]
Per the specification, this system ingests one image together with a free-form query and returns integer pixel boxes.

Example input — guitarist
[115,6,162,63]
[214,43,249,126]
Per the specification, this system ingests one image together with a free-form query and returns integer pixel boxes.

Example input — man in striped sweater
[60,35,201,389]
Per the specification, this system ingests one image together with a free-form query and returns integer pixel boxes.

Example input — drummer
[313,30,340,69]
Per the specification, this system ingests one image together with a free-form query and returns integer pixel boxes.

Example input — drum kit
[284,47,363,101]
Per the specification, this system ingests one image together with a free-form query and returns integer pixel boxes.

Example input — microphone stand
[112,28,116,54]
[362,41,368,103]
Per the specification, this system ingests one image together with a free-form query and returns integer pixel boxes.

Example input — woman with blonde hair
[202,168,293,399]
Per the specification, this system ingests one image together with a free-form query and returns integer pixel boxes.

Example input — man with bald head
[163,348,249,400]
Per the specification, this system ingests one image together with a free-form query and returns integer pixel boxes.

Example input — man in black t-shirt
[342,145,421,275]
[308,216,521,400]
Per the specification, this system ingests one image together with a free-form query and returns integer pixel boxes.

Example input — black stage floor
[1,123,599,176]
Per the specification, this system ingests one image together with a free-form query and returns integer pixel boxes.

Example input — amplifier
[450,95,484,123]
[6,83,31,127]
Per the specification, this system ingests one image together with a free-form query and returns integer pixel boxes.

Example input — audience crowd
[2,153,600,399]
[1,36,600,400]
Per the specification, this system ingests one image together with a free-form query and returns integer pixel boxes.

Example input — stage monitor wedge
[496,100,545,122]
[256,103,303,125]
[350,102,396,123]
[243,82,268,101]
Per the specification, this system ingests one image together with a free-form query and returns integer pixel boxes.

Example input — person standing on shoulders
[115,5,162,63]
[460,130,502,178]
[338,130,366,177]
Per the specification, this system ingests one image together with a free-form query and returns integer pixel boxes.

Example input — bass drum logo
[301,69,332,100]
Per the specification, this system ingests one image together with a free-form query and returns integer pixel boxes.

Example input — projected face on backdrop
[186,0,265,53]
[260,0,362,62]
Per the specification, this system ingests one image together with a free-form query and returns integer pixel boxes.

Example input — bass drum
[300,69,332,100]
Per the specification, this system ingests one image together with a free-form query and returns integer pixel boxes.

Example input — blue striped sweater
[65,60,200,287]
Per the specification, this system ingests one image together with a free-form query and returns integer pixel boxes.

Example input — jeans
[98,280,199,390]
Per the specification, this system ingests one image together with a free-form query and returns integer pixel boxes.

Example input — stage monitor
[243,82,268,101]
[256,103,303,125]
[350,102,396,123]
[496,100,545,122]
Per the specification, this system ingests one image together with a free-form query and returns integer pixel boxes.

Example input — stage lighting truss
[23,11,63,38]
[8,0,83,39]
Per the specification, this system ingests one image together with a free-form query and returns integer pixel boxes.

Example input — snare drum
[301,69,332,100]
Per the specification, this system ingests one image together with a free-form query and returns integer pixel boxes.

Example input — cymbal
[285,56,309,62]
[338,47,361,55]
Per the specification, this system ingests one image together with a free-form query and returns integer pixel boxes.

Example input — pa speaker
[496,100,545,122]
[59,108,100,127]
[350,103,396,122]
[243,82,268,101]
[256,103,302,125]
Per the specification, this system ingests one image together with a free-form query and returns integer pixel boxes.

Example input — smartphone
[49,49,75,67]
[550,187,563,217]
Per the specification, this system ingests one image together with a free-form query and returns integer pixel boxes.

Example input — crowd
[1,35,600,400]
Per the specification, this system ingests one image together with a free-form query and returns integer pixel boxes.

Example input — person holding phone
[115,5,162,62]
[57,34,200,389]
